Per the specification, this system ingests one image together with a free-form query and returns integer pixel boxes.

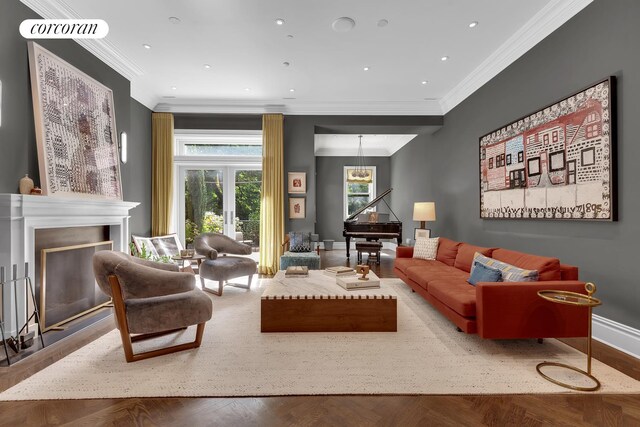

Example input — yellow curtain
[151,112,174,236]
[258,114,285,275]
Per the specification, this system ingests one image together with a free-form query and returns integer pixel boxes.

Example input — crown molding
[439,0,593,114]
[20,0,144,81]
[153,99,444,116]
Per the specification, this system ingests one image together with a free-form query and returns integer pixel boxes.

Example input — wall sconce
[119,131,127,164]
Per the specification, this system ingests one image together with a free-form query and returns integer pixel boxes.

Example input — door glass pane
[235,170,262,249]
[185,169,224,247]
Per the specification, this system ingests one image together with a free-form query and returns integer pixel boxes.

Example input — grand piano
[343,188,402,258]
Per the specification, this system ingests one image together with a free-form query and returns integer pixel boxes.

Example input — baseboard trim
[592,314,640,360]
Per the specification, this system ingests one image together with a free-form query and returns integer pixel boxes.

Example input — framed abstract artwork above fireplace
[479,77,616,220]
[27,42,123,200]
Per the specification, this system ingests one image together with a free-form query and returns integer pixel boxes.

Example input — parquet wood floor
[1,249,638,426]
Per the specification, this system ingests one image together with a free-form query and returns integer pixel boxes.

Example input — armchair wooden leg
[108,275,208,363]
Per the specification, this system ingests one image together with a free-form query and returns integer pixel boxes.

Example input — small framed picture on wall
[289,197,306,219]
[414,228,431,240]
[288,172,306,194]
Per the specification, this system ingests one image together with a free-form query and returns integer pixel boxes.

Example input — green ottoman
[280,251,321,270]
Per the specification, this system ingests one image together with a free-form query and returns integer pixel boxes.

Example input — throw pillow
[470,252,539,282]
[413,237,439,260]
[289,232,311,252]
[467,261,503,286]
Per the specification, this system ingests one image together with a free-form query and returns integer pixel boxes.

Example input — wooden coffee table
[261,270,397,332]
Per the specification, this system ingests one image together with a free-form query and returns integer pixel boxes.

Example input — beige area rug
[1,279,638,400]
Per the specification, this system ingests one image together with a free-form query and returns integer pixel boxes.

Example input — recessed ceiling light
[168,16,181,24]
[171,86,177,90]
[287,34,294,39]
[363,66,370,71]
[377,19,389,27]
[275,18,285,26]
[332,17,356,32]
[143,44,151,49]
[441,56,449,61]
[204,64,211,69]
[244,88,251,91]
[421,81,428,85]
[282,61,290,67]
[469,21,478,28]
[289,88,295,92]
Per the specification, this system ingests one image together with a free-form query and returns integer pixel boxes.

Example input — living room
[1,0,639,425]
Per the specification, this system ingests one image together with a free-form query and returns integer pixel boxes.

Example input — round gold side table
[536,282,602,391]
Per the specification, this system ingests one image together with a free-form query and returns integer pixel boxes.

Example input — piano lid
[345,188,394,222]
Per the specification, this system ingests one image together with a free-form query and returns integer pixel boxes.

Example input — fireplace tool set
[0,263,45,366]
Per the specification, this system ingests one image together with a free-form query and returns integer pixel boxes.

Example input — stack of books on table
[336,271,381,290]
[285,265,309,278]
[324,266,356,278]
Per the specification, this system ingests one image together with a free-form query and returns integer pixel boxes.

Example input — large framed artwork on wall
[27,42,123,200]
[479,77,616,221]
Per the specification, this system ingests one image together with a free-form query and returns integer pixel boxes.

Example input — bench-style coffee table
[261,270,397,332]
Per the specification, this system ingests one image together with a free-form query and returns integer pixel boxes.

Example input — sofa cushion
[413,237,439,260]
[428,280,477,317]
[471,253,539,282]
[454,243,494,273]
[467,261,502,286]
[436,237,461,267]
[289,232,311,252]
[492,248,561,281]
[394,257,431,275]
[406,264,468,290]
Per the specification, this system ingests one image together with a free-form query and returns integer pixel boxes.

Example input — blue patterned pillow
[471,252,539,282]
[289,232,311,252]
[467,261,503,286]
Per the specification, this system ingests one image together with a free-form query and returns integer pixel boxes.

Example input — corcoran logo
[20,19,109,39]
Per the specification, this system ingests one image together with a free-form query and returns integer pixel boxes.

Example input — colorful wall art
[27,42,122,200]
[480,77,615,220]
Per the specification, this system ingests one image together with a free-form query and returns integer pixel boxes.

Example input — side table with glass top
[536,282,602,391]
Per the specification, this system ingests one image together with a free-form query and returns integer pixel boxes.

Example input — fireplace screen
[40,241,113,331]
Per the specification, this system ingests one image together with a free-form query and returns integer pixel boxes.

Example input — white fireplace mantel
[0,194,139,336]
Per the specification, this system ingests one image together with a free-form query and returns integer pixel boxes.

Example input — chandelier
[347,135,372,183]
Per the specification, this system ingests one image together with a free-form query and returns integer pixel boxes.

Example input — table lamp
[413,202,436,239]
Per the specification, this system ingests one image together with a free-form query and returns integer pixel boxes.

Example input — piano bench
[355,242,383,265]
[280,251,321,270]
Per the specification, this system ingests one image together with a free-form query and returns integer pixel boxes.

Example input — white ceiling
[314,134,417,157]
[22,0,592,115]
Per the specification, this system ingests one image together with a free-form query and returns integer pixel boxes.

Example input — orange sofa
[394,238,589,339]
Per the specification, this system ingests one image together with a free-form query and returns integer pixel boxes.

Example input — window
[581,147,596,166]
[549,150,566,172]
[527,157,541,176]
[543,134,549,144]
[489,158,494,169]
[500,154,505,167]
[175,130,262,157]
[344,166,376,219]
[552,131,559,143]
[586,124,600,139]
[481,148,486,160]
[495,155,501,167]
[518,151,524,163]
[506,154,512,165]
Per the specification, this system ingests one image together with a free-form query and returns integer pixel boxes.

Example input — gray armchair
[93,251,213,363]
[195,233,257,296]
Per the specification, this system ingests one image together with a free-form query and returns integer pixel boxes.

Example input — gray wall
[391,0,640,329]
[284,115,442,234]
[126,100,152,235]
[315,156,391,241]
[0,0,151,234]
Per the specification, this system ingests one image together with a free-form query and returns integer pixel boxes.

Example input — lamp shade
[413,202,436,221]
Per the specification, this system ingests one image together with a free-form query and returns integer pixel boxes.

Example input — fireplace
[0,194,139,337]
[40,240,113,331]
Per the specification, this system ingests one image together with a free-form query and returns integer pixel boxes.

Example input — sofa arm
[475,281,590,339]
[396,246,414,258]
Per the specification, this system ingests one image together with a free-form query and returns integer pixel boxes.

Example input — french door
[177,165,262,248]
